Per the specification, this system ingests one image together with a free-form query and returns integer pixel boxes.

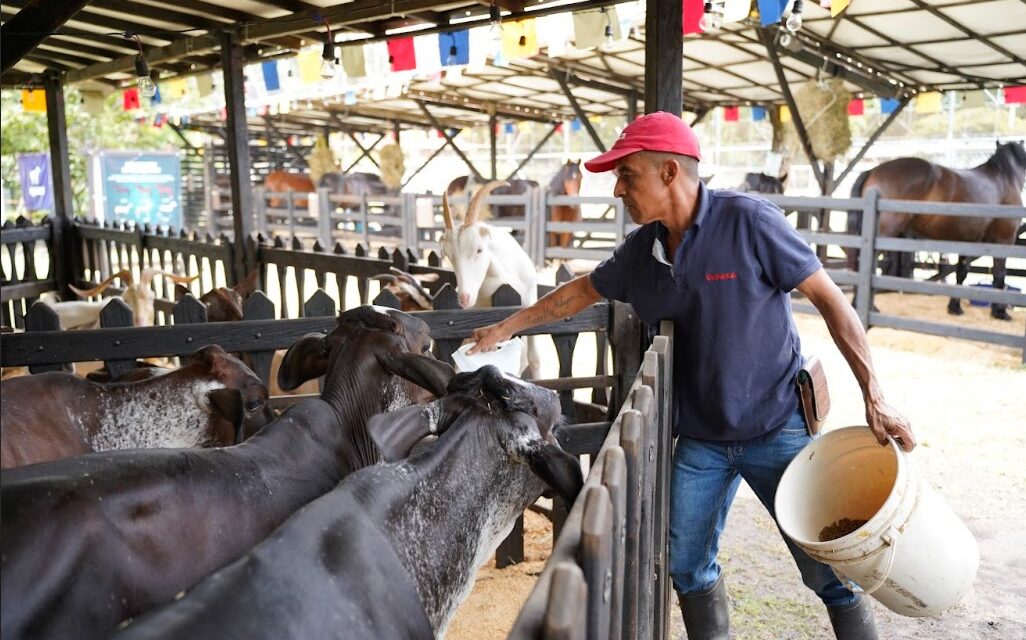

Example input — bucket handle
[858,526,901,595]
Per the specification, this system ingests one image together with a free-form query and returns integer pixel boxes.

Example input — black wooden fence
[508,322,674,640]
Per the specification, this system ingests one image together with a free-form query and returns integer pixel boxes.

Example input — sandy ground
[448,293,1026,640]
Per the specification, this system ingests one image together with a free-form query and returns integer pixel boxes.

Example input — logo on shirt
[705,271,737,282]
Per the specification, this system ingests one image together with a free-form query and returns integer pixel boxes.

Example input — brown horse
[444,174,538,220]
[263,171,315,208]
[548,159,583,248]
[847,140,1026,320]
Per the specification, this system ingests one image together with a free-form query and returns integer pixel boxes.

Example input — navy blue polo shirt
[591,183,822,442]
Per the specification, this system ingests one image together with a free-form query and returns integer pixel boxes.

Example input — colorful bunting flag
[196,74,215,97]
[297,48,323,83]
[1003,86,1026,104]
[166,78,188,100]
[831,0,851,17]
[81,90,105,115]
[571,118,582,131]
[573,9,620,49]
[152,113,167,128]
[387,38,417,72]
[501,19,539,60]
[847,98,864,116]
[538,13,573,56]
[414,35,441,74]
[262,61,280,92]
[880,98,900,114]
[723,106,740,121]
[751,106,767,121]
[21,89,46,113]
[341,46,366,78]
[122,88,140,111]
[439,30,470,66]
[914,91,943,114]
[779,104,791,122]
[723,0,751,24]
[758,0,789,26]
[683,0,704,35]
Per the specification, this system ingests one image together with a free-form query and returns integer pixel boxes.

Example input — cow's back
[0,374,96,468]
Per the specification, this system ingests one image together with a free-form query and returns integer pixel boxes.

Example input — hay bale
[379,144,405,191]
[307,137,338,184]
[791,79,852,162]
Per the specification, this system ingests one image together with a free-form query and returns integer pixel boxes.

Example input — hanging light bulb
[134,55,157,98]
[320,40,336,79]
[488,3,503,45]
[698,2,722,32]
[600,8,615,50]
[785,0,804,32]
[447,42,458,66]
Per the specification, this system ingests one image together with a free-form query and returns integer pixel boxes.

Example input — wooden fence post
[619,409,644,640]
[99,298,135,380]
[609,302,644,420]
[241,291,276,387]
[602,446,628,640]
[24,301,66,373]
[582,484,614,640]
[855,187,879,328]
[543,563,588,640]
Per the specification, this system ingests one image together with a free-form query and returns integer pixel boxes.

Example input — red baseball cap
[584,111,702,173]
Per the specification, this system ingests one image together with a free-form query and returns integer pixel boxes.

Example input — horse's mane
[986,141,1026,182]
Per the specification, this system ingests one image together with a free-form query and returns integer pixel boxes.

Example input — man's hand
[866,398,916,452]
[467,322,513,354]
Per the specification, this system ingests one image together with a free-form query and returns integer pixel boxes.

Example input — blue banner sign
[99,152,181,228]
[18,152,53,211]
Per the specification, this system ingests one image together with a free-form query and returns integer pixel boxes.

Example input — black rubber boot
[677,576,730,640]
[827,597,879,640]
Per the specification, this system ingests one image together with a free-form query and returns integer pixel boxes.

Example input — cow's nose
[458,293,470,308]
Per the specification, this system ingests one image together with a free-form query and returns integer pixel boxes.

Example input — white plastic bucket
[451,338,524,376]
[775,426,978,617]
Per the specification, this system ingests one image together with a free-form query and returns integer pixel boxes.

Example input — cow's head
[277,306,437,421]
[370,355,583,503]
[440,181,508,308]
[184,344,272,444]
[175,270,259,322]
[71,268,198,326]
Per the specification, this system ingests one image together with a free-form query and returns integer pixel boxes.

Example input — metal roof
[3,0,1024,126]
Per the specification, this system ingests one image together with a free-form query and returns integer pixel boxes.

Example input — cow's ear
[521,441,583,503]
[341,306,398,334]
[205,388,245,446]
[278,333,329,391]
[376,352,454,398]
[367,404,437,462]
[233,270,259,298]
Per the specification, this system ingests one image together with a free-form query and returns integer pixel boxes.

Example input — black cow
[0,306,437,640]
[113,355,583,640]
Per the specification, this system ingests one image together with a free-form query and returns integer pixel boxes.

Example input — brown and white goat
[370,267,439,311]
[0,345,271,469]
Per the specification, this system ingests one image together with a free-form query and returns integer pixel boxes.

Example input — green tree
[1,87,180,221]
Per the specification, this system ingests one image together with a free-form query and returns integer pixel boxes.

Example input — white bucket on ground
[775,426,978,617]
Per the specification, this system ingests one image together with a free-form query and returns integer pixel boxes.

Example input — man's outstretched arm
[468,274,603,353]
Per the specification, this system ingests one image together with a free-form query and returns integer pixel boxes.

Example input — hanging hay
[791,78,852,162]
[307,136,338,184]
[379,144,405,191]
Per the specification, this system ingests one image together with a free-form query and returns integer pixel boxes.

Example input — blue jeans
[668,410,857,607]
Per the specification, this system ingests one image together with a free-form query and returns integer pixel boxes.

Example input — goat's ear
[522,440,584,503]
[278,333,329,391]
[233,270,259,298]
[174,284,190,301]
[375,352,454,398]
[478,226,491,240]
[205,388,245,446]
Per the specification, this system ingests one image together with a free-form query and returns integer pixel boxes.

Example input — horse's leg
[947,256,970,315]
[990,256,1012,321]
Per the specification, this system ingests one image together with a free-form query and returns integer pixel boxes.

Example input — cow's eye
[476,248,483,254]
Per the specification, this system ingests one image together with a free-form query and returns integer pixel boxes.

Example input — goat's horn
[442,192,455,231]
[69,269,134,298]
[141,268,200,286]
[463,180,509,228]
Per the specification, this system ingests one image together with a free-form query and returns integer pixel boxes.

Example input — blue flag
[758,0,789,26]
[751,106,767,121]
[18,153,53,211]
[880,98,900,114]
[262,61,280,92]
[439,30,470,66]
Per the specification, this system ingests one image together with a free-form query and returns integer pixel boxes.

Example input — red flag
[723,106,740,121]
[122,88,140,110]
[847,98,864,116]
[1004,86,1026,104]
[387,38,417,72]
[683,0,704,35]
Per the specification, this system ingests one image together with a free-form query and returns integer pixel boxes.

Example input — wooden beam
[1,0,91,72]
[834,96,911,189]
[414,101,485,182]
[220,30,254,281]
[644,0,682,114]
[44,71,76,298]
[549,68,606,151]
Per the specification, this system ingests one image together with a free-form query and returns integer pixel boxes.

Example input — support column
[627,90,639,123]
[644,0,683,114]
[489,113,498,180]
[44,71,75,298]
[220,30,253,282]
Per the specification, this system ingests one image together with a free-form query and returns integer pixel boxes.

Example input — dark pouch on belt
[796,356,830,436]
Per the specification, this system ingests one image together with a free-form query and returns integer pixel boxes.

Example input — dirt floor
[448,292,1026,640]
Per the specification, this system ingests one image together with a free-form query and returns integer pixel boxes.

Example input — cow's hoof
[947,304,964,316]
[991,308,1013,321]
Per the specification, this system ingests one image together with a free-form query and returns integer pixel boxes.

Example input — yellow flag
[166,78,188,100]
[780,105,791,123]
[195,74,215,97]
[21,89,46,113]
[297,49,323,84]
[915,91,943,114]
[501,19,539,60]
[830,0,851,17]
[81,90,105,115]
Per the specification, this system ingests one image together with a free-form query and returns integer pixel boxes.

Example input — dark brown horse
[847,140,1026,320]
[548,159,583,248]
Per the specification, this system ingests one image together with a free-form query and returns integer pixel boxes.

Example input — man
[469,111,915,640]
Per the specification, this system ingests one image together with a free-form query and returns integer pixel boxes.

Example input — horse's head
[993,140,1026,191]
[550,160,582,196]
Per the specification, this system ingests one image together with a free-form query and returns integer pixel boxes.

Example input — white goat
[441,181,541,375]
[48,268,198,328]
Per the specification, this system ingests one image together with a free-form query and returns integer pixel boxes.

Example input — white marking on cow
[91,380,227,451]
